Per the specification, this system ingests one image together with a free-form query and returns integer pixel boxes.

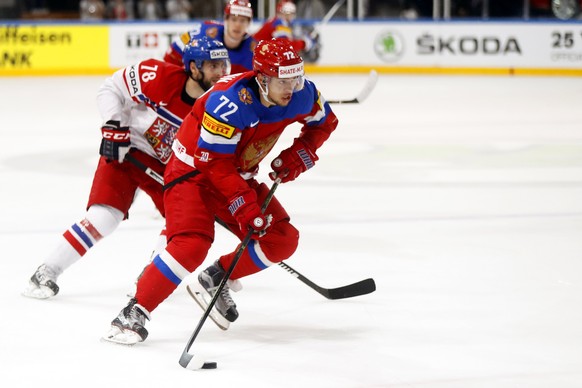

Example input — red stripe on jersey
[63,230,87,256]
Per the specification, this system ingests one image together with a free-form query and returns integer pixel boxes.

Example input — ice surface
[1,73,581,387]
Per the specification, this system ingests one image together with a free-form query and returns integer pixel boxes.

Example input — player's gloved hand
[229,191,271,236]
[99,120,131,163]
[269,138,318,183]
[302,34,315,53]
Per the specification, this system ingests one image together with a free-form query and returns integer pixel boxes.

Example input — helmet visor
[267,75,305,93]
[203,58,231,76]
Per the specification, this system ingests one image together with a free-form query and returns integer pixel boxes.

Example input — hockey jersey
[253,17,306,52]
[164,21,256,75]
[97,58,195,164]
[172,71,338,201]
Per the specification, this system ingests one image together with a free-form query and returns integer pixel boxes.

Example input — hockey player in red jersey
[164,0,256,74]
[23,38,231,300]
[104,38,338,344]
[253,0,313,54]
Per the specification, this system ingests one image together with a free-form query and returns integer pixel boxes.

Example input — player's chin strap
[255,76,274,105]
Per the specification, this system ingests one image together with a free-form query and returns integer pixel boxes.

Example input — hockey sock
[44,204,123,274]
[149,228,167,259]
[221,240,276,279]
[135,251,186,312]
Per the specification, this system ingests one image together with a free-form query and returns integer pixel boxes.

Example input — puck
[202,362,217,369]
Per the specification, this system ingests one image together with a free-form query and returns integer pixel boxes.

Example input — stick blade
[327,69,378,104]
[355,70,378,103]
[326,278,376,300]
[179,352,217,370]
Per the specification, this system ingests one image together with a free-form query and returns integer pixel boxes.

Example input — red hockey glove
[270,138,318,183]
[99,120,131,163]
[228,191,270,236]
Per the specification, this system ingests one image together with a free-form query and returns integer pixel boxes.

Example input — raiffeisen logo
[374,30,404,63]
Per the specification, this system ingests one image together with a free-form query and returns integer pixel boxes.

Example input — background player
[103,38,338,345]
[23,38,231,300]
[164,0,255,74]
[253,0,314,54]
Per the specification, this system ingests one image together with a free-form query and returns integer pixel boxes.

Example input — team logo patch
[145,118,177,163]
[241,133,280,171]
[206,27,218,39]
[238,88,253,105]
[202,113,235,139]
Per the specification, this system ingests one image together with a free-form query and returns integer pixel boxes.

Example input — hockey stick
[125,153,164,185]
[327,70,378,105]
[310,0,347,39]
[126,153,377,301]
[278,261,376,300]
[179,179,280,370]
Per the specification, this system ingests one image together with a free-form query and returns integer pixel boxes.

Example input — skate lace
[219,285,235,308]
[127,304,146,325]
[38,265,57,282]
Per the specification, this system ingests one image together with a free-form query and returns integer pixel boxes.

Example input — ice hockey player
[103,38,338,345]
[164,0,255,74]
[253,0,314,54]
[23,38,231,300]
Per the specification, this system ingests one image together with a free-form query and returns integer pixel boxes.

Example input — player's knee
[166,232,212,272]
[265,221,299,262]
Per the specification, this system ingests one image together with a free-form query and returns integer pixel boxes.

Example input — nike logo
[250,119,259,127]
[158,101,168,107]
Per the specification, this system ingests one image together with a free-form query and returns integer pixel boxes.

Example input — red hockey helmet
[253,38,304,79]
[224,0,253,19]
[276,0,296,15]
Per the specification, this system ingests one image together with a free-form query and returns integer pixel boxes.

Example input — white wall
[108,21,582,73]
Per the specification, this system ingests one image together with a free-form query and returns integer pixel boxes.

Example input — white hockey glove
[99,120,130,163]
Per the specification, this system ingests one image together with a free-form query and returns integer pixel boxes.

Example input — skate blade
[186,284,230,331]
[22,284,55,300]
[101,326,141,346]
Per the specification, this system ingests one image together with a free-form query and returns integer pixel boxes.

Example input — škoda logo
[374,30,404,63]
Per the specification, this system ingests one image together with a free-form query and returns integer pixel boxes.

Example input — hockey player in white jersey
[23,38,231,299]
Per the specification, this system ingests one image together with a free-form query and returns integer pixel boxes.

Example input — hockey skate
[102,298,150,346]
[187,261,241,331]
[22,264,60,299]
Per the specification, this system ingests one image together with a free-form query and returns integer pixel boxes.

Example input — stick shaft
[181,180,280,356]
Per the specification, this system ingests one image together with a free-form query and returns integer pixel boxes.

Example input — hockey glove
[229,191,271,236]
[270,138,318,183]
[99,120,131,163]
[301,34,315,53]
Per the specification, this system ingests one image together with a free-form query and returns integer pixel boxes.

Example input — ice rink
[1,72,581,387]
